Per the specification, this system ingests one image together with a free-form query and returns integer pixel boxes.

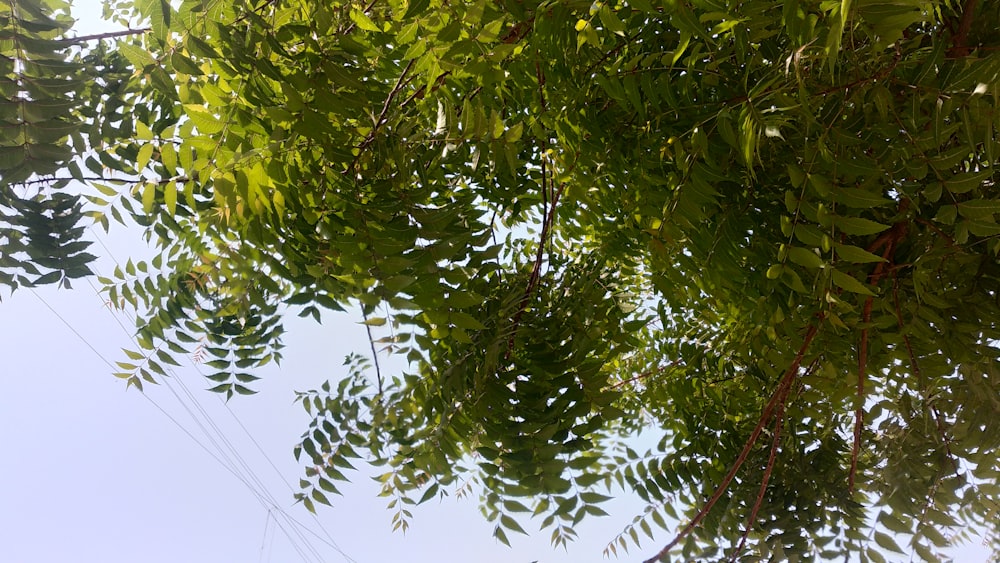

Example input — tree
[4,0,1000,560]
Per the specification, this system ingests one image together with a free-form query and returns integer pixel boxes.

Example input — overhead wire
[32,280,330,563]
[87,230,356,561]
[27,285,325,563]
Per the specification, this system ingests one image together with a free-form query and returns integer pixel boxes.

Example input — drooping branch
[731,381,789,561]
[504,181,565,361]
[643,320,822,563]
[850,218,908,493]
[729,359,820,561]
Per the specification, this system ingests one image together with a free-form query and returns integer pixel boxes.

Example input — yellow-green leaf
[164,180,177,215]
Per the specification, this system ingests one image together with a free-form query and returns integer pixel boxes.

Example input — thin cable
[30,286,327,563]
[259,510,272,563]
[90,229,355,560]
[83,235,356,562]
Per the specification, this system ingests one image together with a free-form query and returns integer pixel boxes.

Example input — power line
[28,284,352,563]
[88,229,357,561]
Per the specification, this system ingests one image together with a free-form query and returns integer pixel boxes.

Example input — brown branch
[56,28,150,44]
[643,320,822,563]
[850,218,908,492]
[948,0,980,57]
[505,182,565,361]
[583,31,642,76]
[915,218,957,248]
[346,58,416,174]
[399,71,451,109]
[7,175,187,188]
[731,380,790,561]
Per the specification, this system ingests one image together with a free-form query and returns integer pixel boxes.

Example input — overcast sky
[0,2,993,562]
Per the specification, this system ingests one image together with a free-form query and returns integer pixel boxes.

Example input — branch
[643,320,822,563]
[7,175,185,187]
[361,308,384,395]
[609,360,682,390]
[948,0,980,57]
[505,182,565,361]
[731,381,789,561]
[584,31,642,76]
[850,218,908,493]
[341,0,378,36]
[346,58,416,174]
[891,276,958,472]
[399,70,450,109]
[56,28,149,44]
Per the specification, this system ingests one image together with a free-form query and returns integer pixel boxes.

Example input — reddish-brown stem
[948,0,980,57]
[851,220,907,492]
[851,298,873,493]
[731,380,790,561]
[505,182,565,360]
[643,321,821,563]
[347,59,416,173]
[341,0,378,36]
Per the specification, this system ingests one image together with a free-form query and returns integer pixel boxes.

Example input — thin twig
[347,58,416,174]
[341,0,378,36]
[643,320,822,563]
[850,218,907,492]
[891,276,958,472]
[504,181,566,361]
[730,359,819,560]
[609,360,682,390]
[56,28,150,44]
[731,380,790,561]
[361,309,384,395]
[6,175,188,188]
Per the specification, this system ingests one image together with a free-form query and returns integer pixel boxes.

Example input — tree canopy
[4,0,1000,560]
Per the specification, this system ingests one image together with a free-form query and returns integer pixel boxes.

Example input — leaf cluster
[7,0,1000,560]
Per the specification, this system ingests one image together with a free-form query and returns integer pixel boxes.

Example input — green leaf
[350,8,381,32]
[956,199,1000,219]
[493,525,510,546]
[142,182,156,214]
[183,104,225,134]
[360,316,386,327]
[787,246,823,269]
[832,188,891,208]
[417,483,439,504]
[834,243,887,263]
[873,531,904,554]
[831,269,874,295]
[500,514,527,535]
[164,180,177,216]
[834,216,890,236]
[945,169,992,194]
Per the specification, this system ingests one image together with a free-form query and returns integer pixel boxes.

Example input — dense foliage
[4,0,1000,560]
